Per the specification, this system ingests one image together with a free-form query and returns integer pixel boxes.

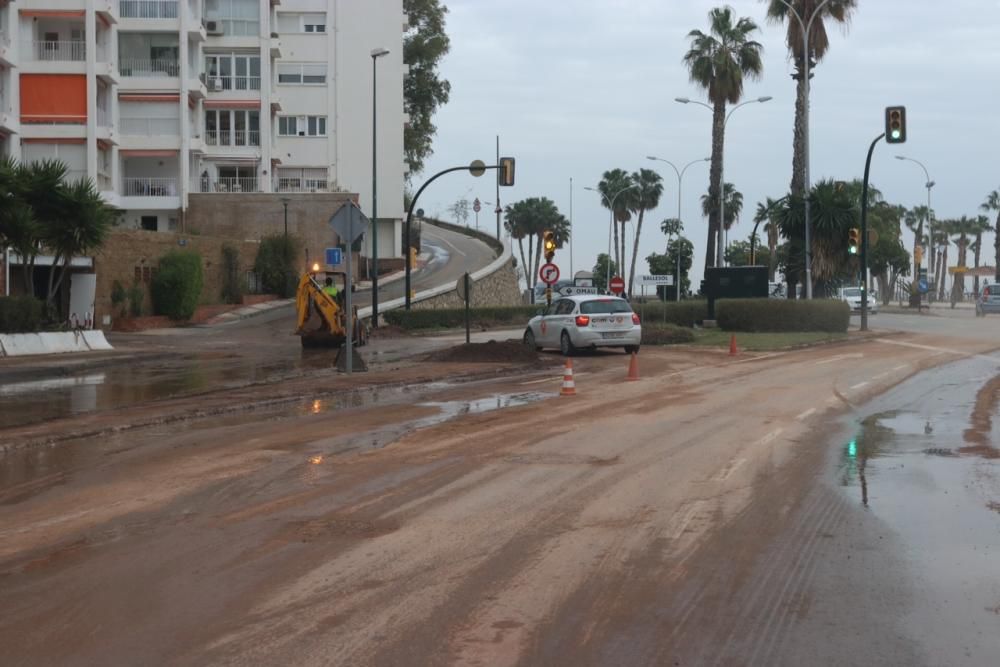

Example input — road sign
[639,274,674,287]
[574,270,594,287]
[948,266,968,274]
[918,278,929,293]
[473,198,481,213]
[456,273,472,301]
[539,262,560,285]
[325,247,343,266]
[329,201,369,245]
[559,285,599,296]
[468,160,486,177]
[609,276,625,294]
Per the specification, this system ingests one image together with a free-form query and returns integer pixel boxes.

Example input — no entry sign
[609,276,625,294]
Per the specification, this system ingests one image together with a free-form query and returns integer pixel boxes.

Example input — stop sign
[609,276,625,294]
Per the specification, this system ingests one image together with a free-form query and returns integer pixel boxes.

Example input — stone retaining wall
[412,257,522,310]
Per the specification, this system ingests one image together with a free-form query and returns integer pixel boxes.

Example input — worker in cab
[323,276,339,301]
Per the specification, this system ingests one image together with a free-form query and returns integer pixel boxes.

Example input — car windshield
[580,299,632,314]
[843,288,862,297]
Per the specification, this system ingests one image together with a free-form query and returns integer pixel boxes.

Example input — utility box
[703,266,769,319]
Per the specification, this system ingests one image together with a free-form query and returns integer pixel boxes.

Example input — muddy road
[1,330,999,665]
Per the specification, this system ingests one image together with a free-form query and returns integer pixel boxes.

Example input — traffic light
[914,245,923,265]
[848,228,860,255]
[498,157,515,187]
[543,230,556,262]
[885,106,906,144]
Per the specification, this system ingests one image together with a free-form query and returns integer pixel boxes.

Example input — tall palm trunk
[954,236,968,302]
[790,71,807,196]
[620,220,627,287]
[766,223,778,281]
[937,245,948,301]
[628,210,645,297]
[533,235,543,291]
[706,101,725,272]
[527,235,535,289]
[516,238,529,291]
[909,219,924,307]
[612,215,621,281]
[994,212,1000,283]
[974,231,983,295]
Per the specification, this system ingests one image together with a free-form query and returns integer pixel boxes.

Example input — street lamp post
[279,197,290,240]
[773,0,834,299]
[584,183,638,292]
[895,155,935,302]
[647,156,710,300]
[369,47,390,327]
[675,96,771,268]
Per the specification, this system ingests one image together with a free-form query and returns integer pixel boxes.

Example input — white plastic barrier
[82,330,113,351]
[0,331,114,357]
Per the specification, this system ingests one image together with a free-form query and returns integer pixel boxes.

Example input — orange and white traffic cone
[560,359,577,396]
[626,351,640,381]
[729,333,738,356]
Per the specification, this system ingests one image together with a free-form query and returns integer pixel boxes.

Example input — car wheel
[560,331,576,357]
[624,345,640,355]
[524,328,541,351]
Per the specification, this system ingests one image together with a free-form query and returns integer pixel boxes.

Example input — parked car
[524,295,641,356]
[837,286,878,314]
[975,283,1000,316]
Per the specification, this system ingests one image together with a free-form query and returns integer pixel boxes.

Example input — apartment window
[205,0,260,36]
[205,53,260,91]
[276,13,327,33]
[278,115,326,137]
[276,63,326,85]
[140,216,158,231]
[205,109,260,146]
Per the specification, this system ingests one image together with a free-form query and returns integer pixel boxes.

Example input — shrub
[633,300,708,327]
[127,283,144,318]
[384,305,540,330]
[150,251,204,320]
[715,298,849,333]
[221,244,243,304]
[642,323,696,345]
[0,296,44,333]
[111,280,128,317]
[254,234,300,298]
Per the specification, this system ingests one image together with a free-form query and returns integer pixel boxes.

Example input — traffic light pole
[859,132,885,332]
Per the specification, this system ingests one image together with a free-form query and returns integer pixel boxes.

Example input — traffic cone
[560,359,577,396]
[729,333,738,356]
[626,351,640,381]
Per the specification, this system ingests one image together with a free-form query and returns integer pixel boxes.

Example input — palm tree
[971,214,991,295]
[981,189,1000,282]
[754,197,782,280]
[903,205,931,305]
[627,168,664,296]
[701,183,743,262]
[504,197,568,290]
[763,0,858,195]
[597,168,633,278]
[948,216,983,305]
[931,224,952,301]
[683,6,764,271]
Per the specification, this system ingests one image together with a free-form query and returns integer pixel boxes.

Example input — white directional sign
[639,274,675,287]
[559,285,599,296]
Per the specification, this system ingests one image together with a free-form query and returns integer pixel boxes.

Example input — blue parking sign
[325,247,343,266]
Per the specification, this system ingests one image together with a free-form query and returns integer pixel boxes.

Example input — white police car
[524,295,641,356]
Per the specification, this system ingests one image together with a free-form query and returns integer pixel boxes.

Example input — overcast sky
[416,0,1000,288]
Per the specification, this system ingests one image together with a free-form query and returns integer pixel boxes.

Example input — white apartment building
[0,0,407,257]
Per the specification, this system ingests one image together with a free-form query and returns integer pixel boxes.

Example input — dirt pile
[426,340,540,364]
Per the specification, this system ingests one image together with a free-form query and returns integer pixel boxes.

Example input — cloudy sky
[417,0,1000,288]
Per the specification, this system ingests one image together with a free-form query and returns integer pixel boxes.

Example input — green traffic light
[891,129,901,140]
[848,245,858,255]
[847,440,858,458]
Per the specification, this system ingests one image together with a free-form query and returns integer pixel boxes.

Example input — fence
[119,58,180,77]
[122,177,178,197]
[119,0,179,19]
[32,41,85,61]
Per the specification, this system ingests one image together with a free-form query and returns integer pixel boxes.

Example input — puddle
[835,358,1000,664]
[413,392,551,428]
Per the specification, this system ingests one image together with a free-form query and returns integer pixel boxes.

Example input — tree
[627,168,664,297]
[868,202,910,304]
[660,217,683,245]
[754,197,782,280]
[597,168,633,279]
[724,238,770,269]
[763,0,858,195]
[592,253,618,292]
[448,198,471,227]
[503,197,569,290]
[948,216,988,305]
[972,214,991,295]
[903,205,932,305]
[403,0,451,177]
[930,225,952,300]
[981,188,1000,282]
[647,237,694,300]
[701,181,744,234]
[683,7,764,271]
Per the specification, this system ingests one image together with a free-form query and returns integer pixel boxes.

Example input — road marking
[815,353,863,365]
[670,504,701,540]
[875,338,999,361]
[850,381,869,390]
[757,428,783,446]
[713,457,746,481]
[871,370,891,380]
[893,364,909,372]
[519,372,588,385]
[795,408,816,421]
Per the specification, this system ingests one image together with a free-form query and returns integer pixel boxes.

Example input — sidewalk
[202,298,294,325]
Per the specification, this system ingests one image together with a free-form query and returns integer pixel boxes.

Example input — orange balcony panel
[21,74,87,124]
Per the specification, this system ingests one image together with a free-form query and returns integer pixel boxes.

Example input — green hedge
[151,251,204,320]
[642,323,696,345]
[0,296,44,333]
[634,301,708,327]
[716,298,849,333]
[384,305,539,330]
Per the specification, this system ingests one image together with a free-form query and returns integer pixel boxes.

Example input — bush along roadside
[641,323,696,345]
[151,251,204,321]
[715,298,849,333]
[633,301,708,328]
[0,296,44,333]
[384,306,540,330]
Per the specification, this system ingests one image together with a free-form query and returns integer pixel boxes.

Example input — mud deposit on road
[425,340,542,364]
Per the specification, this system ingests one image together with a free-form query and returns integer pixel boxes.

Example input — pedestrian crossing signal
[848,228,860,255]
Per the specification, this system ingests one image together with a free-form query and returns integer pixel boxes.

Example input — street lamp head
[895,155,906,160]
[757,96,773,103]
[702,157,711,162]
[674,97,690,104]
[927,181,936,189]
[371,47,390,58]
[584,186,597,192]
[646,156,659,161]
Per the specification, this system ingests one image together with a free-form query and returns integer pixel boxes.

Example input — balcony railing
[123,177,178,196]
[32,41,86,62]
[204,129,260,147]
[205,75,261,92]
[121,117,179,135]
[120,0,179,19]
[119,58,180,77]
[195,176,259,193]
[274,179,331,193]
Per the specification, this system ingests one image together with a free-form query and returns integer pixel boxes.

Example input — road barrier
[0,330,114,357]
[560,359,576,396]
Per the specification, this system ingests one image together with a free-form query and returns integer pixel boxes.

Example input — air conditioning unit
[209,78,223,92]
[206,21,224,35]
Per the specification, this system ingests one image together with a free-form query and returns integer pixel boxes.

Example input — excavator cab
[294,266,366,349]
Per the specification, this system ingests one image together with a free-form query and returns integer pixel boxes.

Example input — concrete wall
[412,258,522,310]
[92,229,261,328]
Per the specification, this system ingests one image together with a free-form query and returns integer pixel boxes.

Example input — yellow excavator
[294,268,367,349]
